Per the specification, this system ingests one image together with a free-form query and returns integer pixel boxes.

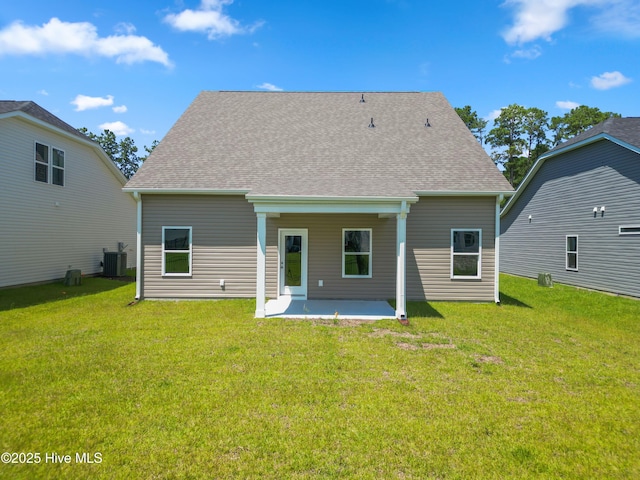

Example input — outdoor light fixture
[600,206,606,213]
[528,214,532,223]
[593,207,598,214]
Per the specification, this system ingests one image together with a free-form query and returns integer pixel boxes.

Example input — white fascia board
[246,194,419,203]
[247,195,418,214]
[249,198,415,215]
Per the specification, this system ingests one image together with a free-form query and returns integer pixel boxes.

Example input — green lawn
[0,275,638,479]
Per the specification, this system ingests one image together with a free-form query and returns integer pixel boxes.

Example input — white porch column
[395,202,408,319]
[255,212,267,318]
[494,194,504,304]
[134,192,142,300]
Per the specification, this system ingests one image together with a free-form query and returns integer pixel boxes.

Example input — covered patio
[265,298,396,320]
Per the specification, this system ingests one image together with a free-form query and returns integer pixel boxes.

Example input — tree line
[455,105,620,188]
[79,127,158,179]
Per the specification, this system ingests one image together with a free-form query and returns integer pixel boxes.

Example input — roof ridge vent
[360,94,365,103]
[369,117,375,128]
[425,118,431,127]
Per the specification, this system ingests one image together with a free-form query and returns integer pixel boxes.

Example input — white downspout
[494,194,504,304]
[134,192,142,300]
[396,201,408,319]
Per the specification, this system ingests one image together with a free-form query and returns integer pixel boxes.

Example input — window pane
[453,255,479,277]
[165,252,190,273]
[453,231,479,253]
[52,167,64,186]
[35,162,48,183]
[344,230,370,253]
[53,149,64,167]
[36,143,49,164]
[567,236,577,252]
[344,254,369,276]
[567,253,577,270]
[284,235,302,287]
[165,229,190,250]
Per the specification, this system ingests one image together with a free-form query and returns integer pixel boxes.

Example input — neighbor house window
[619,225,640,235]
[162,227,192,276]
[566,235,578,271]
[451,229,481,279]
[35,143,49,183]
[52,148,65,186]
[35,142,65,186]
[343,229,372,278]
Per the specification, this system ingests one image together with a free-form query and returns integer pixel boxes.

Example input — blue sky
[1,0,638,150]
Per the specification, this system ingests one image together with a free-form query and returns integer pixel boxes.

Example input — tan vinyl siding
[0,116,136,288]
[407,197,496,301]
[141,195,256,298]
[266,214,396,300]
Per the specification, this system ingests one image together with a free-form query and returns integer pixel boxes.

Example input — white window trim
[566,235,578,271]
[342,228,372,278]
[450,229,482,280]
[619,225,640,235]
[34,141,65,186]
[162,226,193,277]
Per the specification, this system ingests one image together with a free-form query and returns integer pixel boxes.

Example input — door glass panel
[285,235,302,287]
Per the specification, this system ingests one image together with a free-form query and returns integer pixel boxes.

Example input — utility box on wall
[104,252,127,277]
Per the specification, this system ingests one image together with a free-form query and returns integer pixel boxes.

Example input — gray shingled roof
[126,91,513,197]
[0,100,90,141]
[550,117,640,153]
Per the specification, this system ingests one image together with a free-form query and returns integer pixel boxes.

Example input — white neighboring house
[0,101,136,288]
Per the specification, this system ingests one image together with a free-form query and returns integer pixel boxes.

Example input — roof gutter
[413,190,514,197]
[122,188,251,195]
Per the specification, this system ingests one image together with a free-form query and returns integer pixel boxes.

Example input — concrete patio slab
[265,298,396,320]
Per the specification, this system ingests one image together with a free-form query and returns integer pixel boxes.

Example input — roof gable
[0,100,128,185]
[126,91,512,197]
[502,117,640,217]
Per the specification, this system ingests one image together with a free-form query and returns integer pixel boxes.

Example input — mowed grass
[0,275,638,479]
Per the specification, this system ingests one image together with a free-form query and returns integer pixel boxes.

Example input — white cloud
[590,71,632,90]
[510,45,542,60]
[71,94,114,111]
[592,0,640,38]
[0,18,172,67]
[114,22,136,35]
[99,121,134,136]
[140,128,156,135]
[164,0,263,39]
[37,89,49,96]
[113,105,128,113]
[501,0,638,45]
[256,82,283,92]
[556,100,581,109]
[486,109,503,121]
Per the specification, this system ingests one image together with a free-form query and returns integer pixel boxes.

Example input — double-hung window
[343,229,372,278]
[162,227,192,276]
[566,235,578,271]
[451,229,482,279]
[35,142,64,186]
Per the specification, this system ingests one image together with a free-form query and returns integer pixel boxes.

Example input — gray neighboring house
[0,101,136,288]
[501,117,640,298]
[124,91,513,318]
